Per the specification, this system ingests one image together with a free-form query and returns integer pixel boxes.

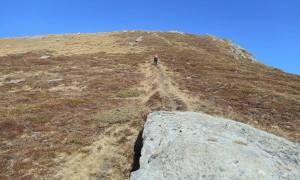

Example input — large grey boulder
[131,111,300,180]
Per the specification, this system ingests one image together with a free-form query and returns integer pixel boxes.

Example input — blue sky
[1,0,299,75]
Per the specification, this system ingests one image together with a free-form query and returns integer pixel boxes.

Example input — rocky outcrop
[205,34,257,62]
[131,111,300,180]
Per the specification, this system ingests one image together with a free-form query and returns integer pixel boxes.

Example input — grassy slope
[0,31,299,179]
[0,51,147,179]
[123,31,299,142]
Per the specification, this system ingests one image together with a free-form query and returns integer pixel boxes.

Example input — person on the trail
[154,53,159,66]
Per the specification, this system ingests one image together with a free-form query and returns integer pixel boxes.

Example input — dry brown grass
[91,106,140,124]
[149,32,300,143]
[0,31,299,179]
[0,32,146,57]
[0,49,146,179]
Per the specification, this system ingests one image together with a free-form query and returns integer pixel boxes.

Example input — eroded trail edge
[55,123,140,179]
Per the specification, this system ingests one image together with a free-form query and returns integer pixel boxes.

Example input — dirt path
[139,61,196,111]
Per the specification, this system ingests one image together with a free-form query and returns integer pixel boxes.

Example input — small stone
[135,36,143,42]
[31,131,40,138]
[40,55,50,60]
[4,79,25,84]
[47,79,63,83]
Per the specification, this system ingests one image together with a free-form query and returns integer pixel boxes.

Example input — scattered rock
[28,35,45,40]
[47,79,63,83]
[70,66,78,69]
[40,55,50,60]
[205,34,258,62]
[205,34,225,42]
[229,44,257,62]
[135,36,143,42]
[131,111,300,180]
[4,79,25,84]
[169,30,185,35]
[31,131,41,138]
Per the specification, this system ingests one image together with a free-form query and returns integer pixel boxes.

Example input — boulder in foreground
[131,111,300,180]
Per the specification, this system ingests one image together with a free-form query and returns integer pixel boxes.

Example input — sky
[1,0,299,75]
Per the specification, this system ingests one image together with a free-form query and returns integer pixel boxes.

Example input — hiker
[154,53,159,66]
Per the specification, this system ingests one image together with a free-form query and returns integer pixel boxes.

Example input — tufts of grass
[116,89,139,98]
[91,106,139,124]
[56,98,88,108]
[40,158,53,165]
[69,137,87,145]
[229,95,241,101]
[0,104,33,118]
[23,114,52,124]
[0,120,24,139]
[291,105,300,112]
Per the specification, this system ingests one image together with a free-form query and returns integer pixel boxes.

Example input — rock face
[131,111,300,180]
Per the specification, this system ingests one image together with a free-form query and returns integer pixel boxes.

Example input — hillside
[0,31,299,179]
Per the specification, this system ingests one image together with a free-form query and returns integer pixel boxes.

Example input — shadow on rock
[131,129,143,172]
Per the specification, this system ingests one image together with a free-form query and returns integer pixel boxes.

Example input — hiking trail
[139,61,196,111]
